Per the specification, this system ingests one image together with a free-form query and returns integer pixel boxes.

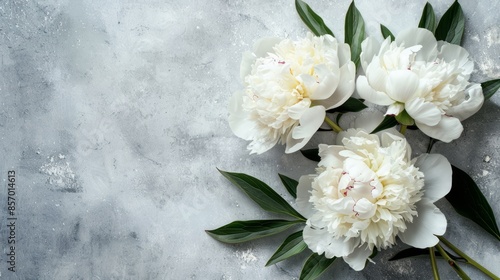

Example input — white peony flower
[229,33,356,154]
[356,27,483,142]
[296,129,452,271]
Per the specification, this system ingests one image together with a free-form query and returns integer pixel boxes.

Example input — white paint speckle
[484,155,491,163]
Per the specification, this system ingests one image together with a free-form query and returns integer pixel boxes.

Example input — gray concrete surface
[0,0,498,279]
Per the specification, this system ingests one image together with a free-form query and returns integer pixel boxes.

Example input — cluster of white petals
[229,33,356,154]
[296,128,452,271]
[357,28,483,142]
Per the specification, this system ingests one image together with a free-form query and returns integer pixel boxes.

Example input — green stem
[435,244,471,280]
[324,116,343,133]
[438,236,500,280]
[430,247,440,280]
[400,125,407,135]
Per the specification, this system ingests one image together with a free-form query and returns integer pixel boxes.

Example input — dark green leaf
[300,253,336,280]
[380,24,395,40]
[218,170,306,220]
[300,149,320,162]
[482,79,500,100]
[395,110,415,126]
[266,230,307,266]
[295,0,334,37]
[446,165,500,241]
[344,1,365,66]
[278,174,298,199]
[371,115,398,133]
[418,2,436,32]
[389,247,463,261]
[435,1,465,45]
[326,97,367,113]
[206,220,301,244]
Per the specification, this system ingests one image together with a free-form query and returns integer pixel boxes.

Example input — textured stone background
[0,0,498,279]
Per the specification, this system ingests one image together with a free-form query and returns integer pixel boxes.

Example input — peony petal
[366,59,388,92]
[309,64,340,100]
[286,106,326,153]
[228,91,255,140]
[337,128,364,145]
[405,98,441,126]
[315,62,355,109]
[296,175,315,218]
[240,51,256,81]
[360,36,381,72]
[343,244,373,271]
[416,115,463,142]
[291,106,326,139]
[399,199,447,248]
[356,76,394,106]
[318,144,344,169]
[385,70,419,102]
[395,28,438,61]
[303,226,359,258]
[338,43,352,67]
[252,37,281,58]
[446,84,484,121]
[438,43,472,74]
[288,99,312,120]
[386,103,404,116]
[414,154,452,203]
[285,133,309,154]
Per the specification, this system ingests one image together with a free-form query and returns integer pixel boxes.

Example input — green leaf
[218,169,306,221]
[266,230,307,266]
[326,97,367,113]
[371,115,398,134]
[344,1,365,66]
[295,0,334,37]
[395,109,415,126]
[206,220,301,244]
[418,2,436,32]
[380,24,395,40]
[279,174,298,199]
[389,247,463,261]
[300,149,321,162]
[482,79,500,100]
[300,253,336,280]
[435,1,465,45]
[446,165,500,241]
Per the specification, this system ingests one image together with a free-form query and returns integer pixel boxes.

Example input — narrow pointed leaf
[295,0,334,36]
[446,165,500,241]
[371,115,398,133]
[418,2,436,32]
[300,253,336,280]
[206,220,301,244]
[300,148,321,162]
[266,230,307,266]
[326,97,367,113]
[218,169,306,220]
[389,247,463,261]
[279,174,298,199]
[344,2,365,66]
[435,1,465,45]
[380,24,395,40]
[482,79,500,100]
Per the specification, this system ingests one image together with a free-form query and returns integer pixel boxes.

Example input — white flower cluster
[230,27,482,271]
[230,33,355,154]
